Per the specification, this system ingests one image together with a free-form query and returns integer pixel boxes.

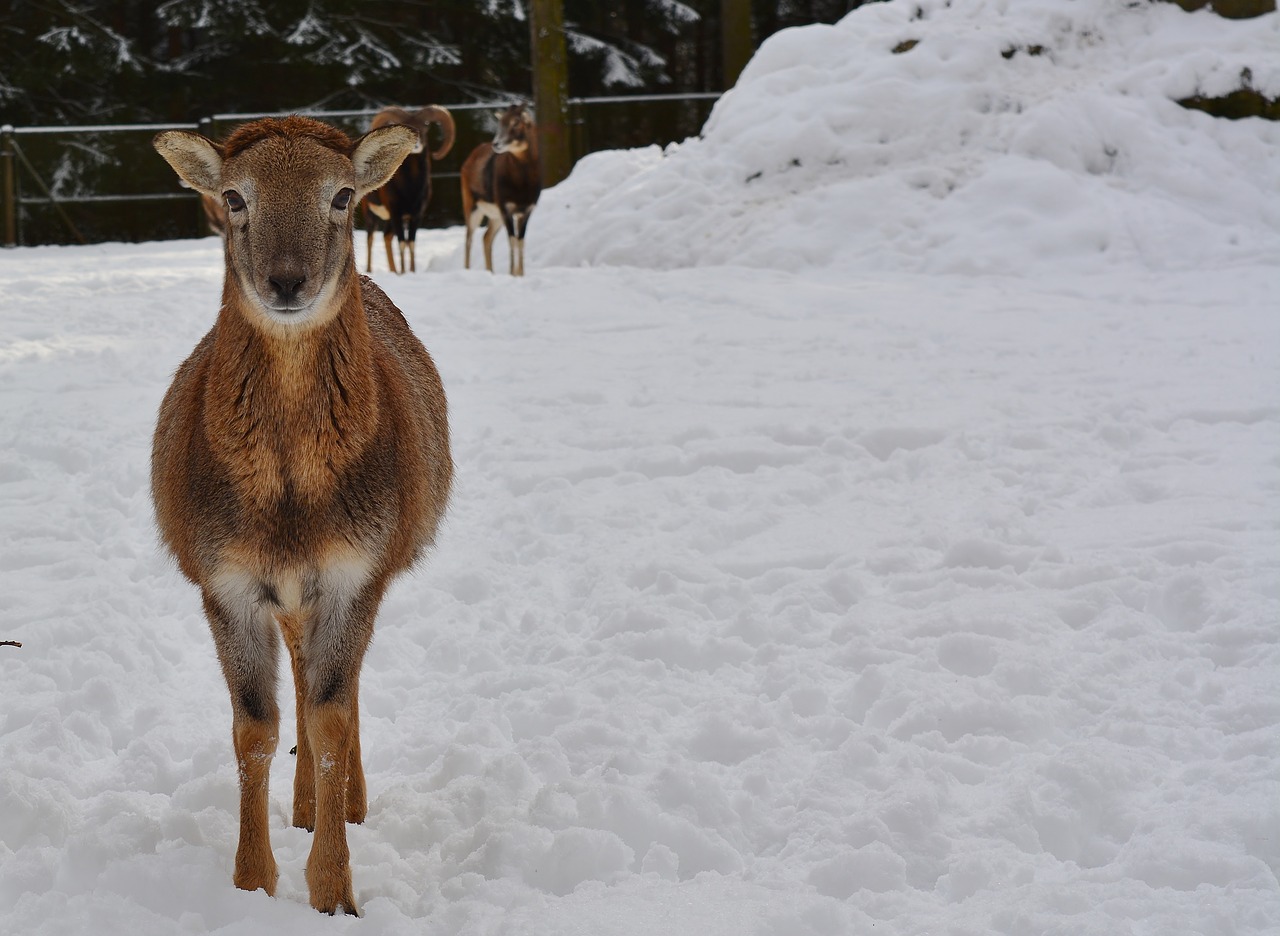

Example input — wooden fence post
[721,0,754,90]
[2,126,16,248]
[529,0,573,188]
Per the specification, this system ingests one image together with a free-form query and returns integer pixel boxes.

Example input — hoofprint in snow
[3,0,1280,932]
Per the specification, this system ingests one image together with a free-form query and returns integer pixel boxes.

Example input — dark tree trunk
[721,0,754,90]
[530,0,573,186]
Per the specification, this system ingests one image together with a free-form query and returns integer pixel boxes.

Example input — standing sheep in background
[361,105,456,274]
[461,104,541,277]
[151,115,453,916]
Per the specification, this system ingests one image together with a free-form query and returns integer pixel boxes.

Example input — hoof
[233,855,278,897]
[310,889,359,916]
[315,899,359,917]
[345,788,367,825]
[307,858,357,916]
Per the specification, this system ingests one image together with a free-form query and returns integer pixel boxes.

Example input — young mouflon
[151,116,453,915]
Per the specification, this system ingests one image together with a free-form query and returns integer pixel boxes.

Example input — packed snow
[2,1,1278,934]
[535,0,1280,275]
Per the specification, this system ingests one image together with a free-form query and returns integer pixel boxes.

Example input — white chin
[267,309,315,326]
[258,300,318,326]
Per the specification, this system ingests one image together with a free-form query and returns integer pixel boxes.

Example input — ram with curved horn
[360,105,456,274]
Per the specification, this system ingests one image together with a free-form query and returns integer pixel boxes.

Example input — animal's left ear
[351,125,418,197]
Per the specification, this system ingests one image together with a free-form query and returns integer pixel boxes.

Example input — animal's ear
[350,124,417,197]
[153,131,223,198]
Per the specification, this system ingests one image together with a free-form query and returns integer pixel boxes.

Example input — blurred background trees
[0,1,863,126]
[0,1,864,245]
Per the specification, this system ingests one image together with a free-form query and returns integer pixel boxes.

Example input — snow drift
[531,0,1280,274]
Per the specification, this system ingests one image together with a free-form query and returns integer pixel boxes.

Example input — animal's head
[369,106,455,160]
[491,105,536,156]
[154,116,416,330]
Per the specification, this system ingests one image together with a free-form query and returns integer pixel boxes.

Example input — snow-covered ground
[2,1,1278,934]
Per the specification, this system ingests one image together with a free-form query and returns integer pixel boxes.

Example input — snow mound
[533,0,1280,275]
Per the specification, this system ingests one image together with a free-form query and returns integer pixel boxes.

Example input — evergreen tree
[0,2,866,127]
[563,1,701,93]
[0,0,147,124]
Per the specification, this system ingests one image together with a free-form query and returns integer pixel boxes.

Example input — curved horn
[369,106,415,132]
[416,105,456,160]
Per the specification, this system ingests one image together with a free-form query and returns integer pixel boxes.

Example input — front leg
[515,207,533,277]
[482,220,499,273]
[346,691,367,824]
[300,573,383,915]
[202,586,281,896]
[305,699,359,914]
[502,207,518,276]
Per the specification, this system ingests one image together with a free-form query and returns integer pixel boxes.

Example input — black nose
[268,273,306,300]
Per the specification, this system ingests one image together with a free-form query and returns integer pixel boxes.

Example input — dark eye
[331,188,353,211]
[224,191,245,212]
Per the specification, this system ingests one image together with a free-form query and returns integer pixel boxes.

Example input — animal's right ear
[153,131,223,198]
[350,124,418,197]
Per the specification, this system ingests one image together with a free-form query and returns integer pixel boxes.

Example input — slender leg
[516,209,532,277]
[304,700,358,914]
[345,691,367,824]
[503,211,518,276]
[365,230,374,273]
[461,181,477,271]
[482,221,498,273]
[466,211,487,270]
[383,231,397,276]
[300,577,382,915]
[278,612,315,830]
[202,587,280,896]
[405,216,418,274]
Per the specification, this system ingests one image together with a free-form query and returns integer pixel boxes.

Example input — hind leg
[383,230,397,275]
[279,612,315,830]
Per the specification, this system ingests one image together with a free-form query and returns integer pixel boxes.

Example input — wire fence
[1,92,721,248]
